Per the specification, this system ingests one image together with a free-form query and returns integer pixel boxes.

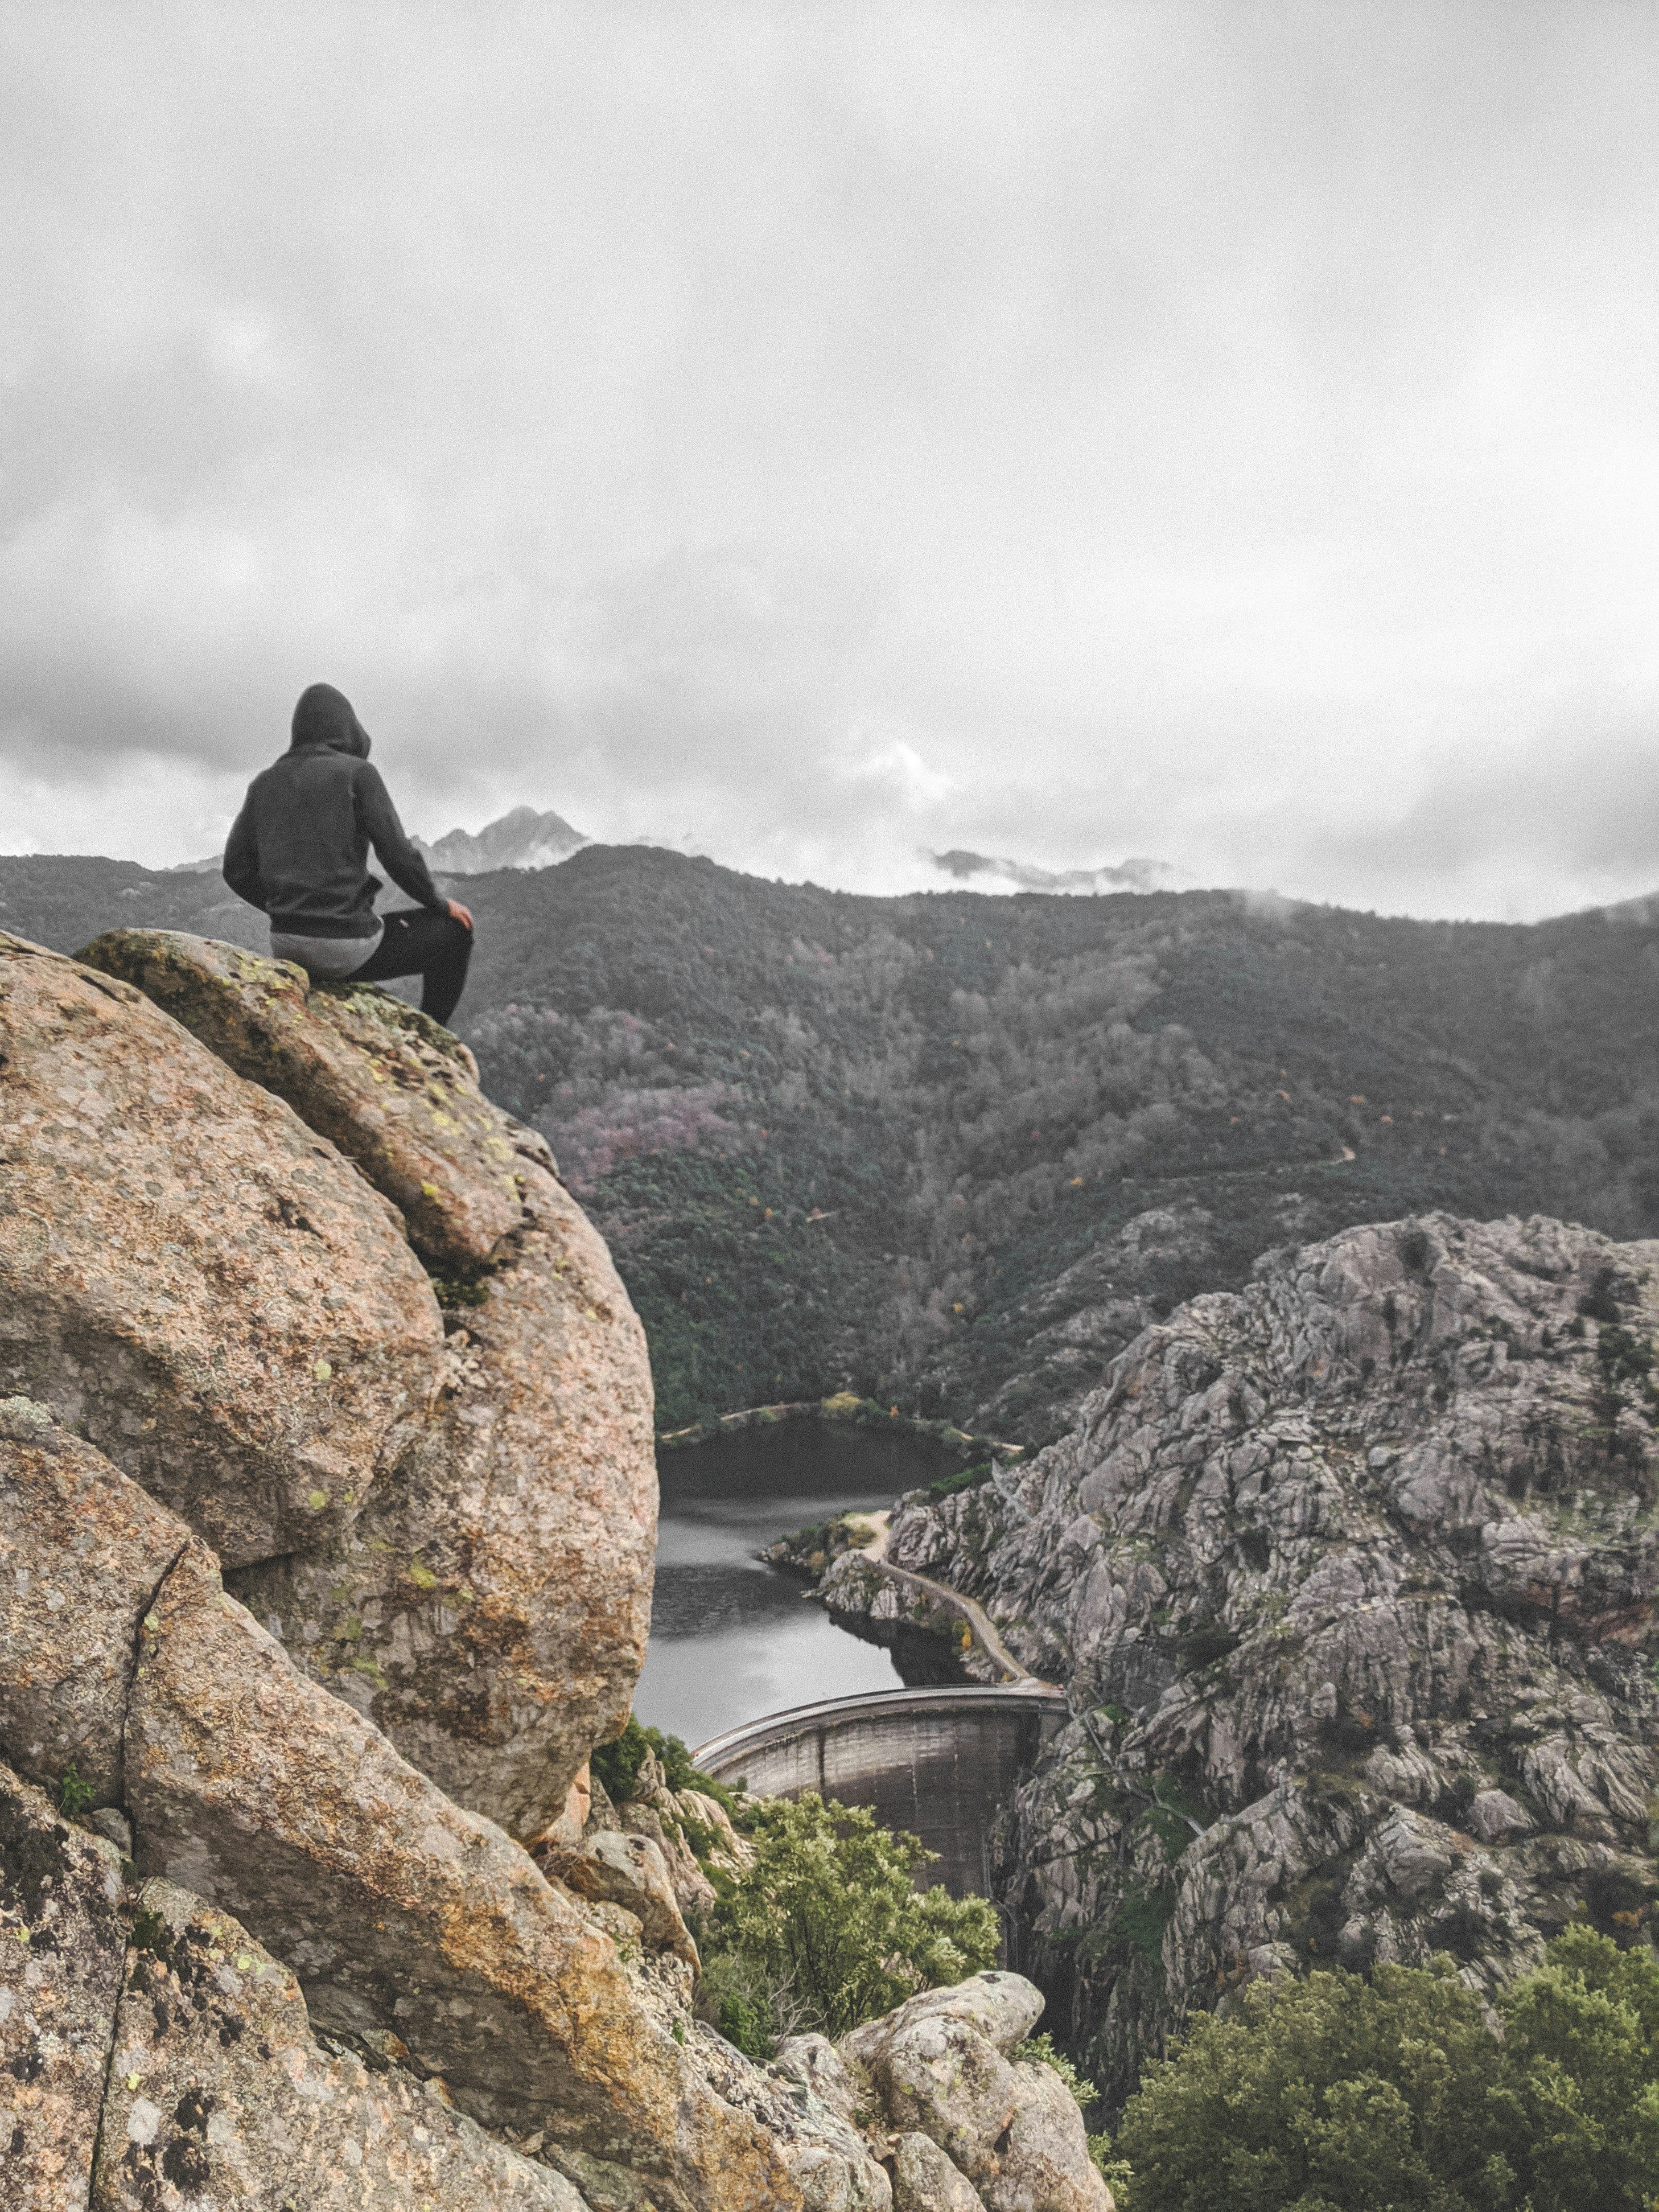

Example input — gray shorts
[269,924,385,980]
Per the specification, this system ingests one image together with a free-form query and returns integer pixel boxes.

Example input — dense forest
[9,845,1659,1440]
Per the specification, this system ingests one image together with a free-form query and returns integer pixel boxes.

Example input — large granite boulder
[0,1405,790,2211]
[0,1402,187,1808]
[123,1542,792,2209]
[0,1769,129,2212]
[75,930,655,1837]
[94,1879,590,2211]
[0,934,443,1567]
[0,1759,602,2212]
[229,1168,655,1838]
[838,1976,1110,2212]
[78,930,534,1269]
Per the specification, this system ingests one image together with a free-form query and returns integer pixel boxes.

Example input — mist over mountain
[10,844,1659,1446]
[929,850,1188,896]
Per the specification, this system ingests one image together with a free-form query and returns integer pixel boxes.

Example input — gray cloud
[2,2,1657,916]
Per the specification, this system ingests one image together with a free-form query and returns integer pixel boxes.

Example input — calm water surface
[632,1422,965,1750]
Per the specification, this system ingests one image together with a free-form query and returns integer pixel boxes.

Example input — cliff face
[830,1212,1659,2104]
[0,930,786,2209]
[0,928,1108,2212]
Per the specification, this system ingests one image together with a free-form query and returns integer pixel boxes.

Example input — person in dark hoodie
[223,682,475,1027]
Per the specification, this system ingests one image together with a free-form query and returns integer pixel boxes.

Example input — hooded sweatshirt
[223,684,445,938]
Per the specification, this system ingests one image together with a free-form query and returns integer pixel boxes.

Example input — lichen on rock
[75,928,655,1839]
[0,919,1115,2209]
[825,1211,1659,2106]
[78,927,539,1270]
[0,1766,130,2212]
[0,932,444,1568]
[95,1877,592,2211]
[229,1165,656,1840]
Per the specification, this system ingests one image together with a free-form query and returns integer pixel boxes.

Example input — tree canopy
[699,1790,998,2052]
[1113,1933,1659,2212]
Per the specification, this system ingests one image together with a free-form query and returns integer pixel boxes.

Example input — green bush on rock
[698,1790,998,2053]
[592,1713,697,1800]
[1112,1934,1659,2212]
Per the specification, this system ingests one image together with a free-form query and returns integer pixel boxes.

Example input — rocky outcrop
[0,1770,129,2210]
[0,924,1112,2208]
[833,1974,1110,2212]
[821,1213,1659,2104]
[96,1878,588,2211]
[75,928,655,1841]
[0,1401,793,2207]
[228,1169,655,1839]
[0,1416,1099,2212]
[79,928,534,1271]
[0,1758,598,2210]
[0,934,442,1568]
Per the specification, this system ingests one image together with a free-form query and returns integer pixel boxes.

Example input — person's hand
[446,898,475,932]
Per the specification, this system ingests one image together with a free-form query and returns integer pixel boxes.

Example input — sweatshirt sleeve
[221,791,268,910]
[354,763,446,911]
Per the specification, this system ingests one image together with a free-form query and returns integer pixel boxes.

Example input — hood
[289,682,371,757]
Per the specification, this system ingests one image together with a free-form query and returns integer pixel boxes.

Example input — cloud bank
[2,2,1657,918]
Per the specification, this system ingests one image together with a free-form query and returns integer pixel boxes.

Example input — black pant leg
[345,910,474,1027]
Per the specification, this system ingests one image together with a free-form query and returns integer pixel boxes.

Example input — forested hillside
[7,845,1659,1439]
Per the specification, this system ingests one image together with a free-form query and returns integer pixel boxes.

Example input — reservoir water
[632,1420,967,1749]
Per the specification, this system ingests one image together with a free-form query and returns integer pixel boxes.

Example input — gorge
[7,844,1659,2202]
[0,924,1109,2211]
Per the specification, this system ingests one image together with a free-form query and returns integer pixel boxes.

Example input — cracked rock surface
[0,1407,793,2209]
[95,1878,590,2211]
[828,1212,1659,2104]
[0,927,1115,2209]
[0,1408,186,1808]
[228,1163,656,1839]
[79,928,534,1272]
[0,1770,128,2212]
[74,929,655,1839]
[0,933,442,1568]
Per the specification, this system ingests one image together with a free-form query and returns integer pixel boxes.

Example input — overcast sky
[2,2,1656,919]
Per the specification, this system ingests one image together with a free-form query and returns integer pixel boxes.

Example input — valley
[9,843,1659,1445]
[8,848,1659,2198]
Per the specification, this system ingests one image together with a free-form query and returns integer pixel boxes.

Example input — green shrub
[929,1460,995,1499]
[57,1762,94,1819]
[700,1791,998,2047]
[591,1713,738,1812]
[1014,2032,1100,2115]
[695,1947,784,2062]
[1112,1935,1659,2211]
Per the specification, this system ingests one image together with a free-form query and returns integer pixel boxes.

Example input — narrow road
[851,1514,1056,1690]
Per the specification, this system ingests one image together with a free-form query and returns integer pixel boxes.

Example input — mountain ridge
[9,844,1659,1443]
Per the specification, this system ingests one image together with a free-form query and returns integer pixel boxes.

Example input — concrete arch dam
[693,1684,1068,1898]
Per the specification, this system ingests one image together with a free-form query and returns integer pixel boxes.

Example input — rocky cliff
[0,928,1105,2212]
[817,1211,1659,2106]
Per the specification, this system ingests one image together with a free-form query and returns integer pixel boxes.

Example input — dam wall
[693,1684,1067,1897]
